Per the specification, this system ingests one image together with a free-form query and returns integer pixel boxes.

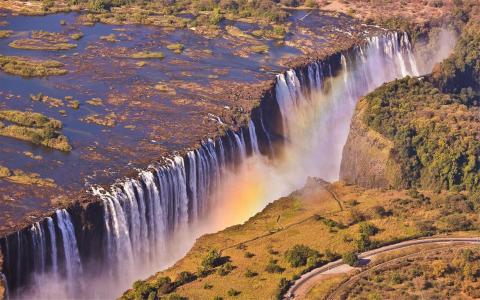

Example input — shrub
[462,249,475,262]
[359,222,379,236]
[244,251,255,258]
[227,288,240,297]
[175,271,196,285]
[443,214,473,231]
[415,220,436,236]
[244,269,258,277]
[390,272,404,284]
[209,8,223,25]
[275,278,291,299]
[323,218,347,230]
[342,251,358,266]
[152,276,174,295]
[202,250,222,269]
[165,294,187,300]
[265,259,285,273]
[197,266,212,278]
[324,249,339,261]
[132,280,154,299]
[203,283,213,289]
[217,262,234,276]
[356,233,375,252]
[371,205,390,218]
[349,208,366,224]
[284,244,320,268]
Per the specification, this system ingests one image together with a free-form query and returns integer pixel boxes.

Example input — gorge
[0,26,455,299]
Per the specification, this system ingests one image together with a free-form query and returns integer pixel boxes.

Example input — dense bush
[227,288,241,296]
[362,11,480,194]
[364,76,480,192]
[175,271,196,285]
[265,259,285,273]
[342,251,358,266]
[201,249,222,269]
[359,222,379,236]
[284,244,320,268]
[217,262,234,276]
[152,276,174,295]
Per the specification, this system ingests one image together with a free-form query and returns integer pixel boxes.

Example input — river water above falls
[1,29,455,299]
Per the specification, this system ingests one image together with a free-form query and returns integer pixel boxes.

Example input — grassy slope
[122,179,480,300]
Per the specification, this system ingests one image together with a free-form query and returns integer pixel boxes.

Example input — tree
[342,251,358,266]
[201,249,222,269]
[359,222,379,236]
[284,244,320,267]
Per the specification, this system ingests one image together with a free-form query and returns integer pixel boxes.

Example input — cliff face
[339,100,400,189]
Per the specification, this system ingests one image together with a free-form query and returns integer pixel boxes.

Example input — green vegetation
[0,166,11,177]
[86,97,103,106]
[342,247,480,299]
[100,33,118,42]
[82,112,117,127]
[42,0,316,32]
[201,249,222,269]
[0,30,12,38]
[130,51,165,59]
[342,251,358,266]
[69,32,84,40]
[432,19,480,92]
[362,14,480,193]
[265,259,285,274]
[252,25,287,40]
[0,110,71,151]
[9,30,77,50]
[284,244,320,268]
[225,26,253,39]
[0,110,61,128]
[166,43,184,54]
[122,179,480,299]
[0,166,56,187]
[0,55,67,77]
[249,44,269,54]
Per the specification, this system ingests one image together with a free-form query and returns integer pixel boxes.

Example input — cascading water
[0,31,449,299]
[0,210,83,299]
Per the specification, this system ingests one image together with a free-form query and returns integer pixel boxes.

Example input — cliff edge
[339,100,400,189]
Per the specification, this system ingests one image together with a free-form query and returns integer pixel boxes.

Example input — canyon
[0,0,473,299]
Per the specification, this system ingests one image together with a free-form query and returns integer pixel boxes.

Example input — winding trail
[284,236,480,300]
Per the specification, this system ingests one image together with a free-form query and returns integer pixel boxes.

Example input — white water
[3,31,452,300]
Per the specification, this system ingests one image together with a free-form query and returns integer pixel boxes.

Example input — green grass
[166,43,184,54]
[0,110,71,152]
[0,30,12,38]
[69,32,84,40]
[9,39,77,50]
[0,55,67,77]
[130,51,165,59]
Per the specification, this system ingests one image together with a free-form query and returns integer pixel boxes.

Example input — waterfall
[46,218,57,275]
[30,223,46,275]
[0,31,435,299]
[55,210,83,293]
[248,120,260,155]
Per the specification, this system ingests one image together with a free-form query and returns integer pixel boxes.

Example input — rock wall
[339,99,401,189]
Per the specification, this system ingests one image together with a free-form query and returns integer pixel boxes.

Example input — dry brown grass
[123,181,480,299]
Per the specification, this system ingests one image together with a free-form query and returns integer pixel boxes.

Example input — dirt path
[283,236,480,300]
